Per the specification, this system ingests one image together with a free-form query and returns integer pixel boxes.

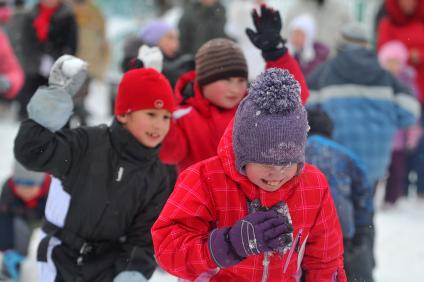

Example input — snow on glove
[245,4,287,61]
[137,45,164,72]
[0,75,11,94]
[48,54,88,97]
[2,249,25,282]
[113,271,147,282]
[208,210,293,268]
[270,201,294,254]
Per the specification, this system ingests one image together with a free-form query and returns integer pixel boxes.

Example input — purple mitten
[208,210,292,268]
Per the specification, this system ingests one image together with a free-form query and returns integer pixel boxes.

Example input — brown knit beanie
[195,38,248,87]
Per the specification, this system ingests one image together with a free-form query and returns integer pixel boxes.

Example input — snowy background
[0,82,423,281]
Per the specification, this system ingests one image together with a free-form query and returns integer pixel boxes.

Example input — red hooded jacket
[152,120,346,282]
[377,0,424,103]
[159,53,309,172]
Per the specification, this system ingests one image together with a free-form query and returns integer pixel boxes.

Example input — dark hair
[306,106,334,138]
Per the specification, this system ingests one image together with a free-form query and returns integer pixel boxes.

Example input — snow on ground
[1,82,423,281]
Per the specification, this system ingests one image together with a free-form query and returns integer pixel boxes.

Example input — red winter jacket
[0,29,24,99]
[159,53,309,172]
[377,0,424,103]
[152,120,346,282]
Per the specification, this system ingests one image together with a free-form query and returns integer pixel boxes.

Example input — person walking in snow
[159,5,309,174]
[14,55,176,281]
[305,107,374,282]
[16,0,77,120]
[152,68,347,281]
[307,22,420,189]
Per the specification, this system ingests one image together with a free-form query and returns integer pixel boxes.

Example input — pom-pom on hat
[233,68,309,174]
[115,68,175,115]
[195,38,248,86]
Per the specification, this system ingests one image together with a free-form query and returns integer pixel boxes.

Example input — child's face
[290,29,306,52]
[15,185,41,201]
[245,163,298,192]
[382,58,402,76]
[117,108,171,148]
[158,30,180,58]
[202,77,247,109]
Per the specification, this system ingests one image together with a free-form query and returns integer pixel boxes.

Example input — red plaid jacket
[159,53,309,173]
[152,120,345,282]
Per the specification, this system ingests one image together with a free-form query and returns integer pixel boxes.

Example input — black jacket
[14,119,174,281]
[21,3,78,75]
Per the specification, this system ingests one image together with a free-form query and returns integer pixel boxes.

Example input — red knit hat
[115,68,175,115]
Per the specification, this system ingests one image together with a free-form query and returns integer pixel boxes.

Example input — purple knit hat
[233,68,308,175]
[140,20,175,46]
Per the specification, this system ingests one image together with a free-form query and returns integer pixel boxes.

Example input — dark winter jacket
[307,44,420,183]
[305,135,373,239]
[20,3,77,75]
[14,119,174,281]
[178,1,227,55]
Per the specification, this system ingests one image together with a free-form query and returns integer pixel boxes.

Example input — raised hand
[245,5,287,60]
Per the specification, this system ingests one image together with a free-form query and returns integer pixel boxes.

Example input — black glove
[245,5,287,61]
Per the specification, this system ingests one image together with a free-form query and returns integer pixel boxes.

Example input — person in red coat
[377,0,424,104]
[160,5,309,173]
[152,68,346,282]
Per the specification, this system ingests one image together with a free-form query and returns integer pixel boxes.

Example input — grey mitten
[0,75,11,94]
[113,271,147,282]
[27,55,88,132]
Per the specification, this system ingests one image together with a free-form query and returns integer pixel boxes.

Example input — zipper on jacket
[260,251,271,282]
[283,228,303,273]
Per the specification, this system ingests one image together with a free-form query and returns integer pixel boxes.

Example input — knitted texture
[195,38,248,86]
[115,68,175,115]
[233,68,308,174]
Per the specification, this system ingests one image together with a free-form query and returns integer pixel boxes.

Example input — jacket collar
[217,119,299,208]
[109,119,159,166]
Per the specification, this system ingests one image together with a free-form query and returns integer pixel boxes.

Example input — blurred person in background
[307,23,420,276]
[305,107,374,282]
[287,13,330,77]
[0,0,24,117]
[122,20,194,88]
[377,0,424,199]
[16,0,77,120]
[284,0,352,57]
[0,161,50,282]
[378,40,422,207]
[178,0,227,56]
[70,0,109,126]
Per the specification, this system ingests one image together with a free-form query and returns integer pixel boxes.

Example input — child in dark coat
[14,55,176,282]
[0,161,50,281]
[305,107,375,282]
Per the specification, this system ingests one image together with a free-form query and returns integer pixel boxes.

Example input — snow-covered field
[1,82,423,281]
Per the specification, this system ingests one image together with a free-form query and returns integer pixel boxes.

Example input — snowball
[62,58,87,77]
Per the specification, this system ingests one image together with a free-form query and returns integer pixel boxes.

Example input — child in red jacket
[152,68,346,281]
[160,5,309,173]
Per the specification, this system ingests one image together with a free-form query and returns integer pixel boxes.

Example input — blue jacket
[306,135,373,239]
[307,44,420,183]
